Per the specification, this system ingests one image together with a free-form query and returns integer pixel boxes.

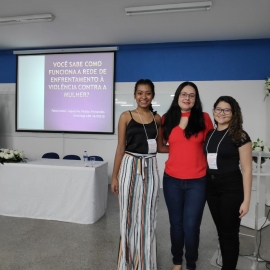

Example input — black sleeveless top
[125,111,158,154]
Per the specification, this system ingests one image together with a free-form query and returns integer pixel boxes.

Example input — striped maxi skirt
[117,152,160,270]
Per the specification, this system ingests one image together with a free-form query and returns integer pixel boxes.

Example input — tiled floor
[0,188,269,270]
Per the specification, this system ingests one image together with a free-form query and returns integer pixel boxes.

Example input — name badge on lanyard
[147,139,157,154]
[207,153,218,170]
[136,109,158,155]
[205,129,229,171]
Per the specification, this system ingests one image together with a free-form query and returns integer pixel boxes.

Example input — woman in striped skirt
[111,79,168,270]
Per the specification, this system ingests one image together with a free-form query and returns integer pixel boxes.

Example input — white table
[241,165,270,229]
[0,159,108,224]
[266,177,270,206]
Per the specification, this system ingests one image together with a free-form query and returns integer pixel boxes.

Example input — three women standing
[111,79,167,270]
[204,96,252,270]
[112,80,251,270]
[162,82,213,270]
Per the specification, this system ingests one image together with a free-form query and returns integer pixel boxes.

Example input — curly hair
[213,96,243,143]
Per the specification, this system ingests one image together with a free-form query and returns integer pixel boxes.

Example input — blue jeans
[163,172,206,269]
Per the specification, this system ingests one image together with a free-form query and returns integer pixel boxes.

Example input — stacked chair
[42,152,60,159]
[63,155,81,160]
[88,155,103,161]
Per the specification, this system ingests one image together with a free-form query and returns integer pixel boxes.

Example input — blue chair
[88,155,103,161]
[63,154,81,160]
[42,152,60,159]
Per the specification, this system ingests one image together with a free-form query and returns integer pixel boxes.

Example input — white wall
[0,80,268,184]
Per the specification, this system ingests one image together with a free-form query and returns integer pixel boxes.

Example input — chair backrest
[42,152,60,159]
[88,155,103,161]
[63,154,81,160]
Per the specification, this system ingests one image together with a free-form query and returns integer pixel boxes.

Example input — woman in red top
[160,82,213,270]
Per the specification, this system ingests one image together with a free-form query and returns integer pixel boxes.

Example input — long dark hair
[162,81,205,140]
[213,96,243,142]
[134,79,157,115]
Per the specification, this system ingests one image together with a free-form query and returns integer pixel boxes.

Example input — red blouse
[165,112,214,179]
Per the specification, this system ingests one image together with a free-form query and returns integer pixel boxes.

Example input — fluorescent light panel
[0,14,55,25]
[125,1,212,15]
[115,101,127,104]
[13,46,118,55]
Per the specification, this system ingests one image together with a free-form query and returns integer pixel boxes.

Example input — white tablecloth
[0,159,108,224]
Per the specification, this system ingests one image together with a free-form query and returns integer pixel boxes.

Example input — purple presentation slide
[44,52,114,133]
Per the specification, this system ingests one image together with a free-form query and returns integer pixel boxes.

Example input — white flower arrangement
[0,148,27,164]
[252,138,270,163]
[264,77,270,100]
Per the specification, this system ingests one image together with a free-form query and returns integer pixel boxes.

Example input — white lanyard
[136,110,158,139]
[205,128,229,154]
[136,110,158,154]
[205,129,228,169]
